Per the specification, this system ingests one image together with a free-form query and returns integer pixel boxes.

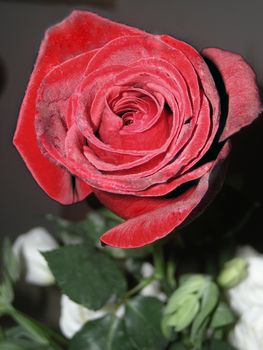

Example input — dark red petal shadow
[100,141,230,248]
[202,48,262,141]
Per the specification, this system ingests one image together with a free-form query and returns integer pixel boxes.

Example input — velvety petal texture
[13,11,261,247]
[202,48,262,141]
[13,11,142,204]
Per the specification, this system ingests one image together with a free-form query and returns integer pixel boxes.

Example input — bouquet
[0,10,262,350]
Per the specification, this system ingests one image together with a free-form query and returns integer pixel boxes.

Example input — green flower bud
[165,294,200,332]
[218,257,248,289]
[163,274,210,335]
[165,274,207,315]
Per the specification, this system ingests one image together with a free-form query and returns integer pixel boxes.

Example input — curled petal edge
[100,141,231,248]
[202,47,262,141]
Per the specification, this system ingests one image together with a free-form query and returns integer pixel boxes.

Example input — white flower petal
[115,304,125,319]
[141,262,154,278]
[141,281,167,302]
[140,263,167,302]
[229,307,263,350]
[236,245,260,259]
[13,227,58,286]
[227,249,263,315]
[59,295,107,338]
[227,246,263,349]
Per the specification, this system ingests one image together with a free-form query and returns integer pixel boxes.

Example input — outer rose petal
[202,48,262,141]
[100,142,230,248]
[14,52,94,204]
[13,11,143,204]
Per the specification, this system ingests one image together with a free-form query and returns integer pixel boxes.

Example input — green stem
[123,244,167,301]
[153,243,165,280]
[6,306,68,349]
[124,275,157,299]
[167,257,176,290]
[0,326,4,340]
[99,208,124,223]
[153,241,175,295]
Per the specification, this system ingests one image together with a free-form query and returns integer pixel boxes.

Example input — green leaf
[69,315,136,350]
[0,327,4,340]
[0,340,28,350]
[49,211,151,259]
[178,274,207,292]
[2,238,19,282]
[169,343,187,350]
[120,245,153,259]
[6,309,65,350]
[212,328,224,340]
[5,326,27,340]
[6,322,66,349]
[4,325,63,350]
[165,294,200,331]
[0,339,52,350]
[98,208,124,224]
[48,212,105,244]
[9,310,50,346]
[125,296,167,350]
[1,324,55,349]
[210,302,236,329]
[190,281,219,346]
[79,211,108,242]
[43,245,126,310]
[0,278,14,309]
[204,339,237,350]
[191,317,210,350]
[165,275,207,315]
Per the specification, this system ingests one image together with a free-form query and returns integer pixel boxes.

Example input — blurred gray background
[0,0,262,239]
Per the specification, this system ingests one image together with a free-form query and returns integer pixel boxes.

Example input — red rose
[13,11,261,248]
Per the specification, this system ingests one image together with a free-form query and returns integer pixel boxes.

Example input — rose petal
[134,158,215,197]
[159,35,220,126]
[100,141,230,248]
[36,51,96,162]
[66,58,207,192]
[13,10,143,203]
[95,187,180,220]
[40,11,143,65]
[86,35,201,114]
[202,48,262,141]
[95,159,213,218]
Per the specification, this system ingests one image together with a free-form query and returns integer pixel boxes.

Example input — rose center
[121,112,134,126]
[107,87,159,132]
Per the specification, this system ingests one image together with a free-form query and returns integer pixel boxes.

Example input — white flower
[227,246,263,350]
[227,246,263,315]
[140,262,167,302]
[236,245,260,259]
[229,307,263,350]
[13,227,58,286]
[59,295,107,338]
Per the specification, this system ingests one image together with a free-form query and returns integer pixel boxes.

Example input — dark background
[0,0,262,240]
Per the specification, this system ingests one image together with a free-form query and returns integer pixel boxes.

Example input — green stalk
[6,306,68,350]
[124,275,157,299]
[167,257,176,290]
[153,242,165,281]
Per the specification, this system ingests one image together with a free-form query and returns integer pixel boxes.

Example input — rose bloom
[13,11,261,248]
